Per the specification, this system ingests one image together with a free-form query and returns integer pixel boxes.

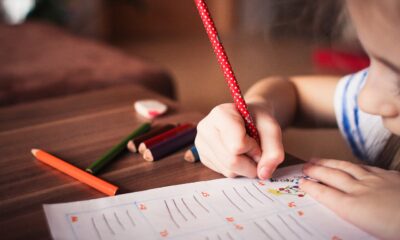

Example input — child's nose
[358,84,399,118]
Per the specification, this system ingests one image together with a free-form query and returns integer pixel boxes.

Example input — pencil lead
[143,150,154,162]
[138,143,146,154]
[31,148,39,156]
[184,150,194,162]
[127,140,137,153]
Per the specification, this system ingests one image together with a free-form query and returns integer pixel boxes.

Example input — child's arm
[195,75,341,179]
[244,75,340,128]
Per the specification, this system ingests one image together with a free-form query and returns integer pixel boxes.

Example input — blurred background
[0,0,368,161]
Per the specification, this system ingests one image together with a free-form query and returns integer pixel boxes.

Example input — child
[195,0,400,239]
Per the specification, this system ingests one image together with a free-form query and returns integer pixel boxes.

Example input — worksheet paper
[44,164,375,240]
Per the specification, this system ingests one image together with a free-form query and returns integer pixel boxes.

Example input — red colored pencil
[194,0,260,143]
[138,123,193,154]
[127,124,175,153]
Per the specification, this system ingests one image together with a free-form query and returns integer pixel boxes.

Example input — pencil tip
[126,141,136,153]
[184,150,193,162]
[143,150,154,162]
[138,143,146,154]
[31,148,39,156]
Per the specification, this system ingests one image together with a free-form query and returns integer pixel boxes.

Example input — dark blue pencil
[143,127,197,161]
[184,145,200,163]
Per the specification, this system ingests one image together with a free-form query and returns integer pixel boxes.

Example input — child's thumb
[256,123,285,180]
[241,134,262,162]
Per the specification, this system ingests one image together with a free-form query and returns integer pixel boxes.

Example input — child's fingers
[362,165,387,174]
[196,129,256,178]
[196,117,227,158]
[220,132,261,163]
[210,104,257,156]
[222,154,257,178]
[309,158,370,179]
[200,157,221,175]
[302,163,359,193]
[201,151,239,178]
[196,103,265,178]
[205,104,262,162]
[299,179,350,220]
[196,135,228,176]
[213,132,257,178]
[195,129,221,171]
[256,117,285,179]
[243,135,262,163]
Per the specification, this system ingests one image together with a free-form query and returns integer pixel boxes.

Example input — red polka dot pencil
[194,0,260,143]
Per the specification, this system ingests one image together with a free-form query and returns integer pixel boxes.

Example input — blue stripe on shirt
[342,74,365,159]
[353,70,368,151]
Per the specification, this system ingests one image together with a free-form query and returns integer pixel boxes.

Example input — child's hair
[263,0,365,50]
[268,0,351,42]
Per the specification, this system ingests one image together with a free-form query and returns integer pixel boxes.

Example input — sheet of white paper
[43,164,375,240]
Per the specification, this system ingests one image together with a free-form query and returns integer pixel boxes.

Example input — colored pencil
[86,122,151,174]
[127,124,175,153]
[184,145,200,163]
[143,127,197,161]
[32,149,118,196]
[194,0,260,143]
[138,123,193,154]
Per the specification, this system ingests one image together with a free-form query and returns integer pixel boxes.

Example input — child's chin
[383,118,400,136]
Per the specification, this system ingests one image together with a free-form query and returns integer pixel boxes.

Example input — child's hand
[195,103,285,179]
[300,159,400,240]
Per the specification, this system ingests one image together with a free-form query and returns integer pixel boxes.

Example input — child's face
[347,0,400,135]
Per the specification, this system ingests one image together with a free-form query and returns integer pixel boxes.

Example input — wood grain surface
[0,85,303,239]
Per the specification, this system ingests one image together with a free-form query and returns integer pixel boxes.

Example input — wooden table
[0,85,301,239]
[0,85,218,239]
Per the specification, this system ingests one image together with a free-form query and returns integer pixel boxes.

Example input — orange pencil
[31,149,118,196]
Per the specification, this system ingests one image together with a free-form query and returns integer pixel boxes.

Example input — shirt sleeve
[333,68,391,164]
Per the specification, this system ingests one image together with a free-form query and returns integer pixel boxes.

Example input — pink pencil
[194,0,260,143]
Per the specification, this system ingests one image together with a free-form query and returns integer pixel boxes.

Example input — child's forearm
[244,75,341,128]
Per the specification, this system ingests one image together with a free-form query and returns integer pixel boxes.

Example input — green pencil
[86,122,151,174]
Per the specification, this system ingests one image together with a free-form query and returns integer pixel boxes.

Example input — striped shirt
[334,69,392,164]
